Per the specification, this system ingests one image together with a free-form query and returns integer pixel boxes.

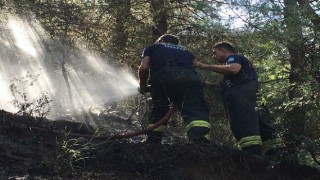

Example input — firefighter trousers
[223,80,281,155]
[147,68,210,143]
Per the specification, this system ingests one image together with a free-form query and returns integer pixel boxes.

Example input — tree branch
[296,0,320,32]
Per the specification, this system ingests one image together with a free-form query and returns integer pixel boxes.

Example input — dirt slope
[1,110,320,180]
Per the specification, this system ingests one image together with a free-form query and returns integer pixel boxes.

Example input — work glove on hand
[138,83,148,95]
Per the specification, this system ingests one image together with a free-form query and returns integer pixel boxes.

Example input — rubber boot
[242,145,262,156]
[187,127,210,144]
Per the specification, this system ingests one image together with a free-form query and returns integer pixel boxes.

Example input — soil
[1,109,320,180]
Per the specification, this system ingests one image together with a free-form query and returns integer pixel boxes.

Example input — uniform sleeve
[141,47,149,59]
[226,55,241,65]
[141,44,156,59]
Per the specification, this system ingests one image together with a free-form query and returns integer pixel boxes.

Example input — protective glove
[138,83,148,95]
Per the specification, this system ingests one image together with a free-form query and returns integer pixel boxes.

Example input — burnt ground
[1,109,320,180]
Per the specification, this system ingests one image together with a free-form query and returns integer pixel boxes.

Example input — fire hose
[67,105,177,140]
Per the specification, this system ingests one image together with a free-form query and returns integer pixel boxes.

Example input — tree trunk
[283,0,307,139]
[150,0,168,39]
[59,41,75,111]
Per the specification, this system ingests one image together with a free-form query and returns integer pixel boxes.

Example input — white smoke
[0,13,139,120]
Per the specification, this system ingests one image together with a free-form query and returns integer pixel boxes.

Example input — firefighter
[194,42,284,156]
[137,34,210,144]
